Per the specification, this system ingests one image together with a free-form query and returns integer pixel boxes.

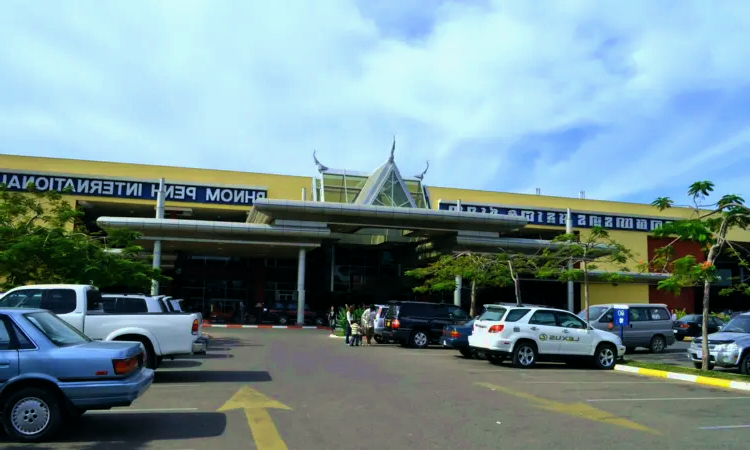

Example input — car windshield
[478,307,507,321]
[24,311,91,347]
[578,306,609,320]
[720,316,750,334]
[680,315,700,322]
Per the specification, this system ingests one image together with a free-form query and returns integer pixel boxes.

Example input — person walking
[329,306,337,333]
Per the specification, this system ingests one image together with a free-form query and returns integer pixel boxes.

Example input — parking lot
[4,329,749,449]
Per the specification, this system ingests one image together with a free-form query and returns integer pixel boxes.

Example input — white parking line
[699,424,750,430]
[88,408,199,413]
[586,396,750,403]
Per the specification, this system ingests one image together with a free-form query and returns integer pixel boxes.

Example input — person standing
[345,305,354,345]
[362,305,376,345]
[255,300,264,324]
[349,318,362,347]
[329,306,337,333]
[239,301,246,325]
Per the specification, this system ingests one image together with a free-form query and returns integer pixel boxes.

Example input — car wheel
[278,316,288,325]
[594,344,617,370]
[410,330,429,349]
[512,341,537,368]
[459,348,473,358]
[487,354,505,365]
[2,387,63,443]
[649,335,666,354]
[739,352,750,375]
[374,336,384,344]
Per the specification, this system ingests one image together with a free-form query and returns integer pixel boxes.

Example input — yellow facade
[3,154,748,310]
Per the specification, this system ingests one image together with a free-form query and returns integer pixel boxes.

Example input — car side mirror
[718,325,724,331]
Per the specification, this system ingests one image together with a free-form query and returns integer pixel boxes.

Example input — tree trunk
[701,217,728,370]
[583,261,590,326]
[470,279,477,317]
[508,260,522,306]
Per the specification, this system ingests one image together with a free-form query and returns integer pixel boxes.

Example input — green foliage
[337,306,364,331]
[534,226,634,284]
[673,308,687,320]
[644,181,749,297]
[405,253,513,294]
[0,183,169,291]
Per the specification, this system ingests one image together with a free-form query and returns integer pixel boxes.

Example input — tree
[642,181,750,371]
[0,183,169,292]
[535,227,635,325]
[406,252,513,316]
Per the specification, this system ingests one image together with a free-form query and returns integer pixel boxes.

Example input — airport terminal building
[2,148,748,319]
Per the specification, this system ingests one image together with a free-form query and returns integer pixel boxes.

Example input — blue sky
[1,0,749,206]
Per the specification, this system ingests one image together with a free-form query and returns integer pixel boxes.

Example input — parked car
[469,304,626,369]
[578,303,675,353]
[0,308,154,442]
[373,304,389,343]
[441,319,483,358]
[0,285,202,370]
[381,301,470,349]
[264,302,325,325]
[689,313,750,373]
[102,294,207,354]
[673,314,725,341]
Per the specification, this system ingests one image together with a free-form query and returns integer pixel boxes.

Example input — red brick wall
[647,237,704,313]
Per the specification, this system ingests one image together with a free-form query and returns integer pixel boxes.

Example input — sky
[1,0,749,206]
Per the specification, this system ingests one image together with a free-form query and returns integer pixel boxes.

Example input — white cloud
[0,0,749,202]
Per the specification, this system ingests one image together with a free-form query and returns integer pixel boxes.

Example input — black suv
[382,301,470,349]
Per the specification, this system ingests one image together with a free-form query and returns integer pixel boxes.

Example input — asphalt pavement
[4,331,750,449]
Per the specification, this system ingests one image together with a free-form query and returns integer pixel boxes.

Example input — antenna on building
[313,150,328,173]
[579,190,586,199]
[535,188,541,195]
[415,161,429,181]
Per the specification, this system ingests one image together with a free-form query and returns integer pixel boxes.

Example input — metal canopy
[246,199,528,233]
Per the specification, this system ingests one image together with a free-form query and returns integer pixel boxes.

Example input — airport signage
[0,172,267,206]
[438,201,673,232]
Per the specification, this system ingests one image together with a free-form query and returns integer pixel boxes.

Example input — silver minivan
[578,303,675,353]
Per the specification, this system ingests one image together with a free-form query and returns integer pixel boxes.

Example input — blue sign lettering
[614,308,629,326]
[0,172,267,206]
[438,201,672,233]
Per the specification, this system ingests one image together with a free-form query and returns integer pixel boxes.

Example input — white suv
[468,304,626,369]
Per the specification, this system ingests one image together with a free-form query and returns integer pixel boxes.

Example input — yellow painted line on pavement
[476,382,660,435]
[615,365,750,392]
[218,386,291,450]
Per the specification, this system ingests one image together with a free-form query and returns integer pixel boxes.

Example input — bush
[337,306,364,331]
[673,308,687,320]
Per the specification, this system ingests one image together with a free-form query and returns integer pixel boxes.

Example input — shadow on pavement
[154,370,272,383]
[0,412,227,449]
[158,359,203,369]
[180,352,235,359]
[209,338,263,348]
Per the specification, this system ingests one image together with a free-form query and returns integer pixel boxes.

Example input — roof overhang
[247,199,528,233]
[96,216,331,243]
[588,270,670,283]
[454,235,614,255]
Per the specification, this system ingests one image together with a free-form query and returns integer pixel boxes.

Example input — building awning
[588,270,670,283]
[246,199,528,233]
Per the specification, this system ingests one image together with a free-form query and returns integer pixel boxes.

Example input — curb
[202,323,330,330]
[615,364,750,392]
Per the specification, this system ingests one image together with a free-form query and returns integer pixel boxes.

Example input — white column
[151,178,166,296]
[454,275,462,307]
[297,248,306,325]
[566,207,574,312]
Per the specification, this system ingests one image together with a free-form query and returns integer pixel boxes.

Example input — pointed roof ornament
[313,149,328,173]
[414,161,429,181]
[388,134,396,163]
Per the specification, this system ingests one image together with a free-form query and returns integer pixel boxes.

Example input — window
[0,289,43,309]
[599,309,614,323]
[10,322,34,350]
[679,315,700,323]
[86,289,103,311]
[0,319,11,350]
[478,307,507,321]
[529,310,557,326]
[504,309,531,322]
[102,297,148,314]
[401,303,437,317]
[41,289,77,315]
[446,306,469,320]
[579,306,609,321]
[24,311,91,347]
[629,307,650,322]
[555,312,587,329]
[647,308,670,321]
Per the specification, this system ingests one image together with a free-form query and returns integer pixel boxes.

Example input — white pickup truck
[0,284,202,369]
